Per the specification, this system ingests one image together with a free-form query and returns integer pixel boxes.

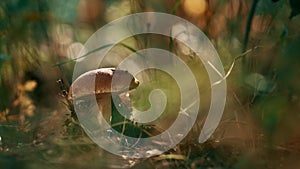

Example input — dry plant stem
[243,0,260,74]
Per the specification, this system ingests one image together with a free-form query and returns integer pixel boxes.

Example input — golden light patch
[183,0,207,16]
[24,80,37,92]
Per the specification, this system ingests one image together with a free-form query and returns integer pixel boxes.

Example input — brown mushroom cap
[68,68,139,100]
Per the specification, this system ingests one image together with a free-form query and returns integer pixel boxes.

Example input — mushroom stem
[96,93,112,124]
[111,94,129,132]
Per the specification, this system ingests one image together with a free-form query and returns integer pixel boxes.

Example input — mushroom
[68,68,139,124]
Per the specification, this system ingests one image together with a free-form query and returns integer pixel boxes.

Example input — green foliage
[256,0,284,15]
[289,0,300,19]
[244,73,275,95]
[51,0,78,22]
[0,0,50,43]
[0,54,10,70]
[276,36,300,94]
[253,96,288,141]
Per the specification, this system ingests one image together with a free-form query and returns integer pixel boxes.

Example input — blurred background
[1,0,300,168]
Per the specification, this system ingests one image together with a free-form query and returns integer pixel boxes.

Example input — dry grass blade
[212,46,260,86]
[53,44,114,67]
[154,154,187,161]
